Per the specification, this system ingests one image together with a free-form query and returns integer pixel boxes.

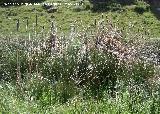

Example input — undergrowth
[0,18,160,113]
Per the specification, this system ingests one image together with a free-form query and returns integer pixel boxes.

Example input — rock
[47,7,58,13]
[42,3,58,13]
[78,0,84,6]
[42,3,53,10]
[157,8,160,11]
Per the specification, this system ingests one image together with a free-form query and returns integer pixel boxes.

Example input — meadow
[0,0,160,37]
[0,0,160,113]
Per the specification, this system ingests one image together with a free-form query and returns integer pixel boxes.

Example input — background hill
[0,0,159,37]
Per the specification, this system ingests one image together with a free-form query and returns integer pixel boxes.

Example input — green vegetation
[0,0,159,37]
[1,19,160,113]
[0,82,159,113]
[0,0,160,113]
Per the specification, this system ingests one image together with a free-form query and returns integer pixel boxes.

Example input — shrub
[89,0,136,11]
[0,18,158,103]
[134,1,150,14]
[89,0,136,5]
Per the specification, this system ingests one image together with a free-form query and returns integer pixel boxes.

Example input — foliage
[134,1,150,14]
[0,1,160,113]
[89,0,136,11]
[0,18,158,104]
[0,82,160,113]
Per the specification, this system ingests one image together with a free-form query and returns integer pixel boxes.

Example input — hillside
[0,0,159,37]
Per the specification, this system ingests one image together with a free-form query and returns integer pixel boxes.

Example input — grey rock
[42,3,53,9]
[42,3,58,13]
[47,7,58,13]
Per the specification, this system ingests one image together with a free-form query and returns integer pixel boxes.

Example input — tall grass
[0,18,160,113]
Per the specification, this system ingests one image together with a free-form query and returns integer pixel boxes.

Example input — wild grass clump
[0,18,160,113]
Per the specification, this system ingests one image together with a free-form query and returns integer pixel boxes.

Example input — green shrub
[89,0,136,11]
[134,1,150,14]
[0,41,28,82]
[131,61,154,84]
[0,18,158,104]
